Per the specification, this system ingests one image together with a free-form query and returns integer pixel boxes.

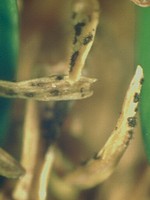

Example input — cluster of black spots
[83,34,93,45]
[73,22,86,44]
[134,92,140,103]
[70,51,79,72]
[74,22,86,36]
[127,117,136,127]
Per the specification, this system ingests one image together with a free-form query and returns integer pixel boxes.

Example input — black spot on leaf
[74,22,86,36]
[127,117,136,127]
[70,51,79,71]
[83,34,93,45]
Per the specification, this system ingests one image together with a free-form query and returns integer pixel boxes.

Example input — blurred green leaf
[136,7,150,162]
[0,0,19,145]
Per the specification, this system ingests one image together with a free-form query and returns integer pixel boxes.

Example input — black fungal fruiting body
[140,78,144,85]
[74,22,86,36]
[70,51,79,72]
[134,92,140,103]
[127,117,136,127]
[83,34,93,45]
[73,22,86,44]
[55,75,64,81]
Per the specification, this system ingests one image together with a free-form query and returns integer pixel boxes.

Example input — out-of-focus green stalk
[0,1,19,145]
[136,7,150,162]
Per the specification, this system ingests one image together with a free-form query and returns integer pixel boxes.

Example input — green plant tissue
[136,7,150,163]
[0,1,19,145]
